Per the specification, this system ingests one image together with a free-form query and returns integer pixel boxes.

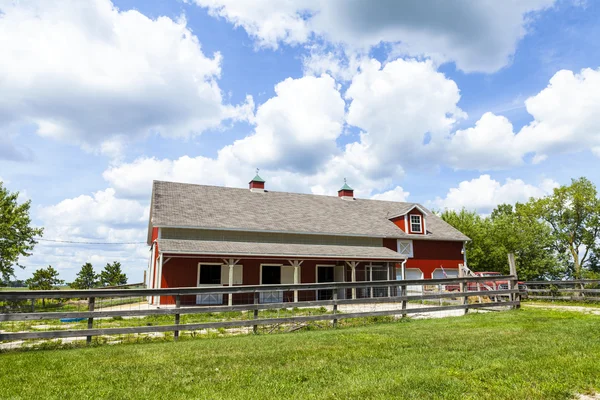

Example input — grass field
[0,308,599,399]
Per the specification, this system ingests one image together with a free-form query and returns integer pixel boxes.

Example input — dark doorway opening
[317,266,334,300]
[199,265,221,285]
[262,265,281,284]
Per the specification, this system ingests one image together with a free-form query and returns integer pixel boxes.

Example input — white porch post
[223,258,239,306]
[288,260,303,303]
[155,252,163,305]
[369,262,373,298]
[346,261,358,299]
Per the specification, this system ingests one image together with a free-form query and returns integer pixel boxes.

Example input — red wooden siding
[249,181,264,190]
[405,240,463,278]
[390,216,405,232]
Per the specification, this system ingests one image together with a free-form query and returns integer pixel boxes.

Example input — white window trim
[315,264,336,282]
[397,240,414,258]
[196,262,226,286]
[410,214,422,233]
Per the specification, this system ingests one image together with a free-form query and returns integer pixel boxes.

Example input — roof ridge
[153,180,419,206]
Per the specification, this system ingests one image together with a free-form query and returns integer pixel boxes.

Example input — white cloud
[0,0,253,154]
[516,68,600,160]
[446,68,600,169]
[445,112,522,170]
[343,58,464,176]
[28,188,149,281]
[225,74,345,173]
[370,186,410,202]
[104,58,465,200]
[431,174,559,212]
[194,0,554,72]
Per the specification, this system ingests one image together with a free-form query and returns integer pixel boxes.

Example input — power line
[36,238,146,245]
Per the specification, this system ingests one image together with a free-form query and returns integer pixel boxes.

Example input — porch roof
[158,239,406,261]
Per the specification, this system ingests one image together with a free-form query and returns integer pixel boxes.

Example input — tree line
[25,262,127,290]
[441,177,600,281]
[1,180,129,289]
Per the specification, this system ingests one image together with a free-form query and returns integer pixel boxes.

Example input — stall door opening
[197,264,222,305]
[261,265,283,303]
[317,266,334,300]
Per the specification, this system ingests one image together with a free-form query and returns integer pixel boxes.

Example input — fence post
[253,291,259,334]
[30,298,35,313]
[401,283,407,318]
[507,253,520,309]
[459,266,468,315]
[87,297,95,344]
[332,290,338,328]
[174,295,181,341]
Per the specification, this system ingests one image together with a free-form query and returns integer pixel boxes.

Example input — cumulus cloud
[29,188,149,280]
[431,174,559,212]
[225,74,345,173]
[447,68,600,169]
[343,58,464,176]
[0,0,253,155]
[370,186,410,202]
[104,58,466,199]
[194,0,554,72]
[445,113,522,170]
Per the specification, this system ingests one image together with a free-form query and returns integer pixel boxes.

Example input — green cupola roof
[339,179,353,191]
[250,174,265,183]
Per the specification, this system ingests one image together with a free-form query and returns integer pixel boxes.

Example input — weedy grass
[0,308,599,399]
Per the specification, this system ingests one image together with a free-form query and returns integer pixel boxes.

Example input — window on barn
[410,215,422,233]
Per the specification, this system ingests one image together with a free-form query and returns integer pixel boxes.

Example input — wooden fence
[0,275,519,344]
[522,279,600,302]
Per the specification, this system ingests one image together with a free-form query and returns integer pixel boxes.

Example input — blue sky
[1,0,600,281]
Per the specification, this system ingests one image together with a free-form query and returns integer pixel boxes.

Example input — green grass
[1,308,599,399]
[523,299,600,308]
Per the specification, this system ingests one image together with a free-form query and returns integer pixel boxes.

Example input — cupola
[338,179,354,200]
[249,169,265,192]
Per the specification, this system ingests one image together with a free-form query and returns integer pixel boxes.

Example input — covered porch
[149,239,405,306]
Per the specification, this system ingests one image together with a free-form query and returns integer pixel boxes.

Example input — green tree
[26,266,64,307]
[100,261,127,287]
[0,181,44,282]
[488,203,562,280]
[526,177,600,279]
[441,205,561,280]
[440,208,492,271]
[71,263,99,289]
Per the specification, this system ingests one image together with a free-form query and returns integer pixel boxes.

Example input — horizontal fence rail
[0,275,515,299]
[0,276,519,345]
[521,279,600,302]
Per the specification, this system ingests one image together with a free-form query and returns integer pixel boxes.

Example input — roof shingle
[150,181,469,242]
[158,239,406,260]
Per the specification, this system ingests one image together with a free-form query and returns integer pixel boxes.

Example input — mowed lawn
[1,308,599,399]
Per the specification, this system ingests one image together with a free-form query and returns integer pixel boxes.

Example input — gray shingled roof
[158,239,406,260]
[149,181,469,242]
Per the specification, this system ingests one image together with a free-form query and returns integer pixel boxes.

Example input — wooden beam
[0,301,518,342]
[0,275,516,300]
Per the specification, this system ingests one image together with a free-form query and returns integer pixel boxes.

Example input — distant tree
[440,209,492,271]
[0,181,44,282]
[26,266,64,290]
[488,203,562,280]
[441,205,562,280]
[100,261,127,287]
[71,263,99,289]
[525,177,600,279]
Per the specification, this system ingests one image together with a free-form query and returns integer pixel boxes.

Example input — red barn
[146,175,469,305]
